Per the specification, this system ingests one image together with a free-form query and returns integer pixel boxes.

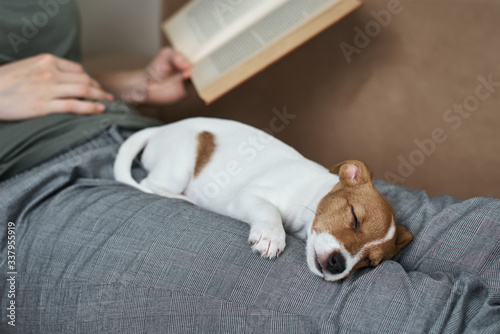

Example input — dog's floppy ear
[394,225,413,254]
[383,224,413,260]
[330,160,373,186]
[366,225,413,265]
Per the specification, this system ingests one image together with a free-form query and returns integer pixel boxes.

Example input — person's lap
[1,126,499,333]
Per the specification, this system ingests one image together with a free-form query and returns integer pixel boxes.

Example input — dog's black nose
[327,252,346,274]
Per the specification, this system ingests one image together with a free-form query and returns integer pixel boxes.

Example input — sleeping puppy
[114,117,412,281]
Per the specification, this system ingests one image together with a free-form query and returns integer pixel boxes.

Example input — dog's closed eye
[350,206,359,231]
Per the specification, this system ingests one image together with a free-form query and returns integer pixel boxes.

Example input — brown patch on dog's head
[307,160,412,281]
[194,131,215,177]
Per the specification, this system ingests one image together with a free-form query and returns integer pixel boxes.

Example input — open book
[162,0,362,104]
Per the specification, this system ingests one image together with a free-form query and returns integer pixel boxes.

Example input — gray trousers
[1,126,499,333]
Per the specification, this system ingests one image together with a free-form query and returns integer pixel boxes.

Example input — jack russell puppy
[114,117,413,281]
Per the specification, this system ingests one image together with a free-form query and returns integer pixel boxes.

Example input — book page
[190,0,343,92]
[163,0,287,63]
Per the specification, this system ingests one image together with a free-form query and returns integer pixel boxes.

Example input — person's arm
[91,47,191,105]
[0,54,114,121]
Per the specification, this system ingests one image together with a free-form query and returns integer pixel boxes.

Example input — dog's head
[307,160,413,281]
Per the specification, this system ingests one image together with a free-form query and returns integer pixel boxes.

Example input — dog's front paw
[248,226,286,259]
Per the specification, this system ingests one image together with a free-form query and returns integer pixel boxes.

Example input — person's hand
[92,47,192,105]
[0,54,114,121]
[141,47,192,105]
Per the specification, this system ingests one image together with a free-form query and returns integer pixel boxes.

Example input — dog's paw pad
[248,228,286,259]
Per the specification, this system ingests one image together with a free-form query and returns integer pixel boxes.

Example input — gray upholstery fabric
[1,126,499,333]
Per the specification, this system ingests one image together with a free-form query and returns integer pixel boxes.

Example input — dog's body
[115,117,412,281]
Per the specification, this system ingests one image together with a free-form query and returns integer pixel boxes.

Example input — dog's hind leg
[228,195,287,259]
[139,178,193,203]
[139,149,196,203]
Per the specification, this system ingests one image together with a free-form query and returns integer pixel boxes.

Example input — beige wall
[159,0,500,200]
[76,0,162,59]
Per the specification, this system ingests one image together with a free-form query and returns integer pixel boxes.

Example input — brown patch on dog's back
[194,131,215,177]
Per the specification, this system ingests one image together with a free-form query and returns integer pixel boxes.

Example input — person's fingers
[53,57,86,74]
[27,53,86,76]
[172,52,191,72]
[50,55,109,90]
[150,48,190,73]
[171,54,191,79]
[52,83,114,101]
[33,53,84,73]
[146,72,187,104]
[161,48,191,78]
[43,99,106,115]
[27,54,106,92]
[148,49,174,79]
[53,58,105,89]
[56,72,107,90]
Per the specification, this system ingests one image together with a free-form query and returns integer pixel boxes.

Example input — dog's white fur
[114,117,407,281]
